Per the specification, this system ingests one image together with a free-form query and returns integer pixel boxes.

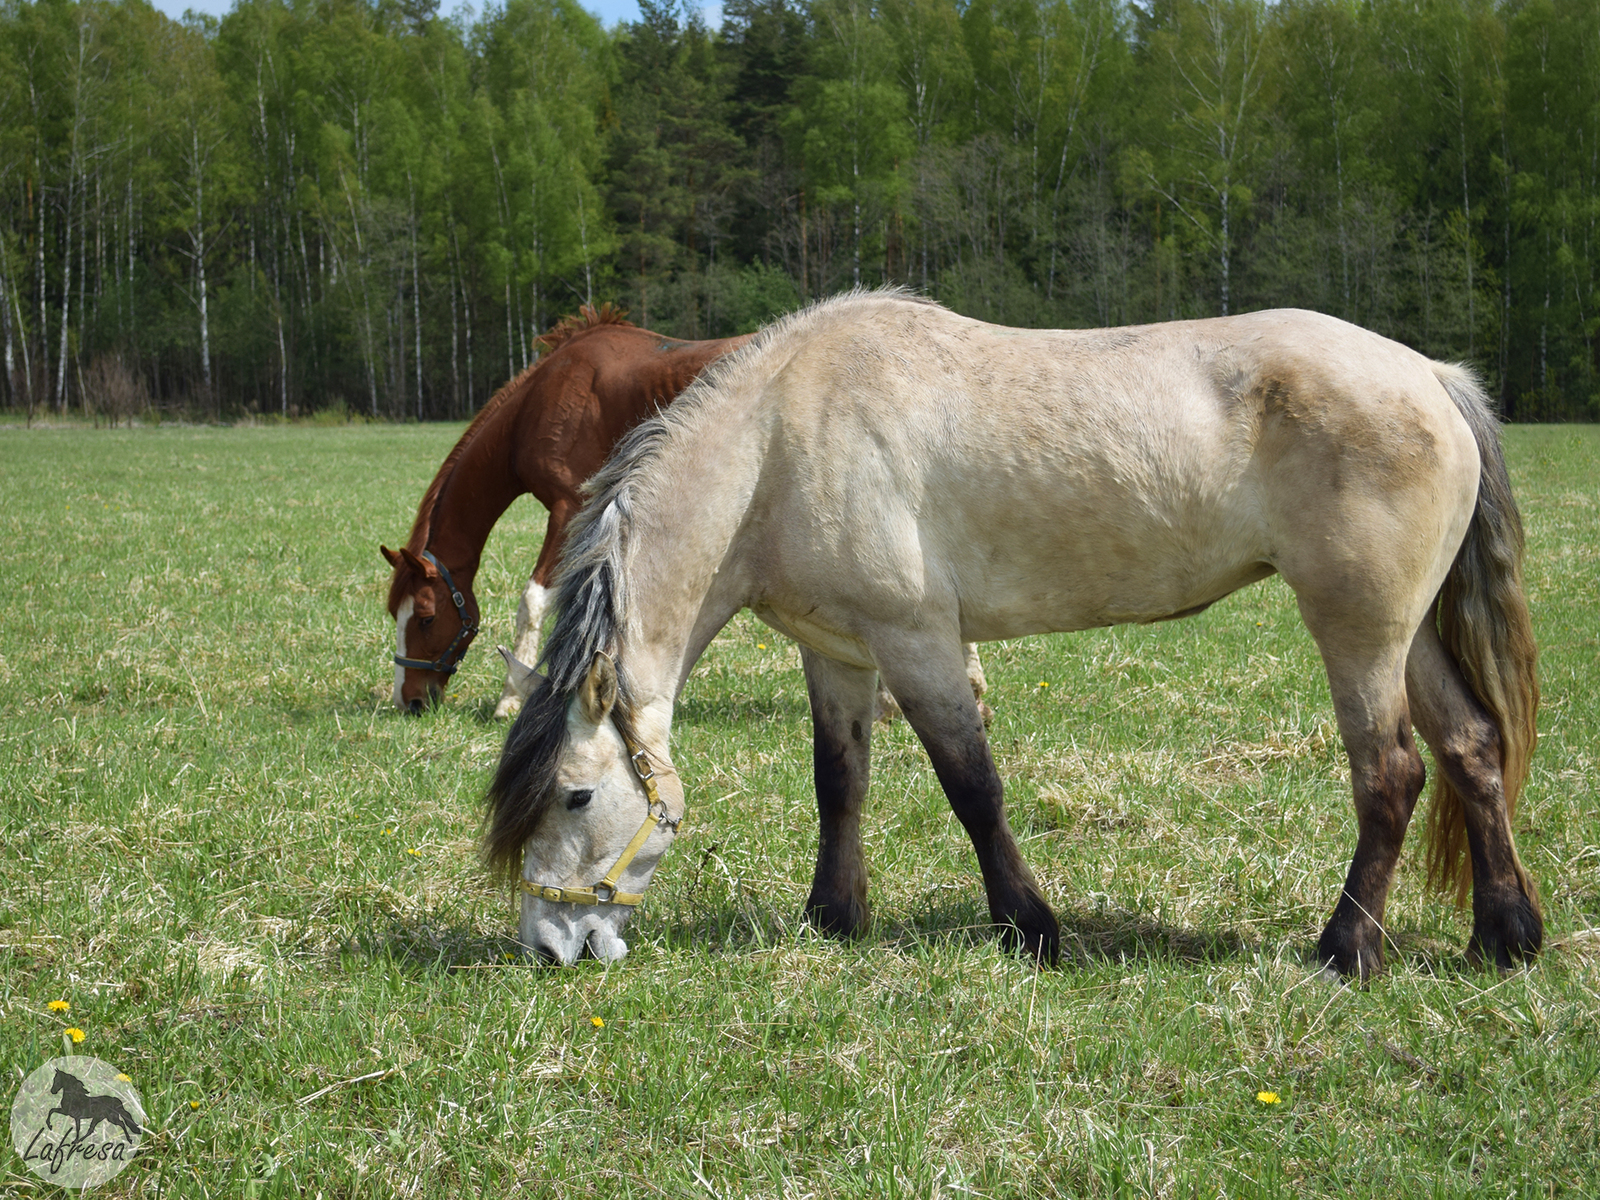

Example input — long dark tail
[1423,364,1540,905]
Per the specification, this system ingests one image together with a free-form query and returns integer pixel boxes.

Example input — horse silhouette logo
[47,1068,143,1142]
[10,1056,146,1187]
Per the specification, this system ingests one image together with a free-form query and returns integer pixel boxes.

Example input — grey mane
[481,414,673,874]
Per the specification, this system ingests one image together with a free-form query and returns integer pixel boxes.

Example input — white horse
[485,290,1541,978]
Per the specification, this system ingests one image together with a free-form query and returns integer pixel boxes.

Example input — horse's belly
[751,603,877,669]
[952,511,1274,642]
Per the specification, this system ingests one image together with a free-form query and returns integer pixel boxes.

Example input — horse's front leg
[494,500,577,719]
[875,642,992,726]
[877,636,1059,964]
[800,648,879,938]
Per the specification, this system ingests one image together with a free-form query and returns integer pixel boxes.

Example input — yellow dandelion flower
[64,1028,86,1043]
[189,1101,200,1110]
[406,847,422,857]
[1257,1091,1281,1105]
[756,643,767,650]
[1038,681,1049,688]
[590,1017,605,1029]
[382,828,393,836]
[117,1074,132,1082]
[48,1000,70,1013]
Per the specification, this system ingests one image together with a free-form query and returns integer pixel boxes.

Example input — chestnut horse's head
[381,545,480,713]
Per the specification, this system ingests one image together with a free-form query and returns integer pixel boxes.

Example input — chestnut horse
[382,307,749,716]
[485,290,1540,981]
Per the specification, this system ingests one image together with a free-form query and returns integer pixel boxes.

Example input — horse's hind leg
[1307,631,1427,981]
[800,648,879,937]
[495,499,578,719]
[876,638,1058,963]
[1406,621,1542,967]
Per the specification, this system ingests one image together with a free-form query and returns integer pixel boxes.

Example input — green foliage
[0,0,1597,419]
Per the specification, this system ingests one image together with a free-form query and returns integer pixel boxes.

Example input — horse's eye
[566,789,593,811]
[419,616,434,628]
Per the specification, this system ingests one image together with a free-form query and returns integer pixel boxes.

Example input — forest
[1,0,1596,422]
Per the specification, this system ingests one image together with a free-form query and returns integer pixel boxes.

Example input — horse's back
[513,326,751,499]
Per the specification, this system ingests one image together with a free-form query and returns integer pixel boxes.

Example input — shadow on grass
[338,898,1493,984]
[650,889,1268,970]
[883,896,1262,967]
[343,914,526,974]
[1049,904,1258,966]
[675,692,810,726]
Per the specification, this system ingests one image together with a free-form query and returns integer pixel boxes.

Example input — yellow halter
[518,727,679,907]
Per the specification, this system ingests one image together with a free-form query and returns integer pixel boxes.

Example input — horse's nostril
[532,943,560,965]
[407,698,424,715]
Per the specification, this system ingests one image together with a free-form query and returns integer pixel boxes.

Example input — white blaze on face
[393,596,414,709]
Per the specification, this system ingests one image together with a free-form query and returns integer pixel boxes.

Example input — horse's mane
[480,417,668,875]
[480,288,936,874]
[537,301,634,353]
[387,303,639,616]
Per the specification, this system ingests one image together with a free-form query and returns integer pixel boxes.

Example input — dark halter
[394,550,479,677]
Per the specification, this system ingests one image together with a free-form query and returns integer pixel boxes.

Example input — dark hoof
[804,892,871,940]
[1467,889,1543,970]
[995,896,1060,966]
[1316,923,1385,982]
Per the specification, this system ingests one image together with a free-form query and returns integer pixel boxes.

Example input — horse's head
[381,545,479,713]
[484,651,682,964]
[50,1069,77,1097]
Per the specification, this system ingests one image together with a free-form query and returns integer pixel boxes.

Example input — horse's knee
[1431,713,1504,800]
[945,774,1006,836]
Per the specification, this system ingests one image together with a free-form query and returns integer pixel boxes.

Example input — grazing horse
[382,306,750,716]
[47,1069,142,1142]
[484,290,1541,981]
[382,305,991,720]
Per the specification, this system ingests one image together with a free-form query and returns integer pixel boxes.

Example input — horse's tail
[1423,363,1540,906]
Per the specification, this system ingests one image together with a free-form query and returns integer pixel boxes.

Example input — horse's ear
[498,646,541,698]
[399,547,437,578]
[578,651,618,725]
[380,544,402,568]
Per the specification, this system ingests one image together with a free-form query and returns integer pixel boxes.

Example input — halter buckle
[393,550,479,677]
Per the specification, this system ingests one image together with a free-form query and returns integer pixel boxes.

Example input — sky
[147,0,662,26]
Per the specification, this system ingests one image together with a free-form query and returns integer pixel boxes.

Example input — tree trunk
[57,170,75,412]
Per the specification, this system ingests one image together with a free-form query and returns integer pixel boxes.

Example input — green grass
[2,422,1597,1198]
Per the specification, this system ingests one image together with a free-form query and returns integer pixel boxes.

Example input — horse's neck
[425,400,525,579]
[618,407,764,713]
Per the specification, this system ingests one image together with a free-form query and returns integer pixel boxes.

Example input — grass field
[1,421,1597,1198]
